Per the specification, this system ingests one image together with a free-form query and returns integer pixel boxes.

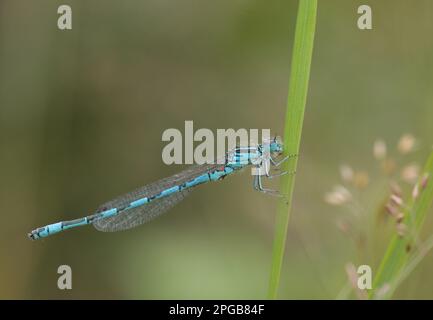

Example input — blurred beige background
[1,0,432,299]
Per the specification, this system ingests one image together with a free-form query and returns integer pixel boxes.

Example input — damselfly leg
[253,174,282,197]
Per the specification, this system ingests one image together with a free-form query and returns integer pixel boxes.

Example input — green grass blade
[370,151,433,299]
[267,0,317,299]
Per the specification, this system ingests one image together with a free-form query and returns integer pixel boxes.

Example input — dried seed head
[401,164,420,184]
[385,203,398,217]
[396,212,405,223]
[412,183,419,200]
[353,171,369,189]
[389,181,403,197]
[345,263,368,300]
[398,134,416,154]
[390,194,403,207]
[396,223,407,237]
[324,193,342,205]
[340,164,354,183]
[324,185,352,205]
[373,139,387,160]
[345,263,358,289]
[382,158,397,175]
[421,173,429,189]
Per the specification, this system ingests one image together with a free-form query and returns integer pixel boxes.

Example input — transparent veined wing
[93,163,222,232]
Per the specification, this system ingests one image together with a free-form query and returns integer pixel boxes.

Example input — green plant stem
[388,234,433,296]
[370,151,433,299]
[267,0,317,299]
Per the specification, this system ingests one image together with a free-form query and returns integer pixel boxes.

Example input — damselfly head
[269,136,283,155]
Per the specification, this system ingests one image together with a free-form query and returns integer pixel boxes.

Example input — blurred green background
[1,0,433,299]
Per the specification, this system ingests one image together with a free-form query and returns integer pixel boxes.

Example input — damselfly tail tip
[27,230,38,241]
